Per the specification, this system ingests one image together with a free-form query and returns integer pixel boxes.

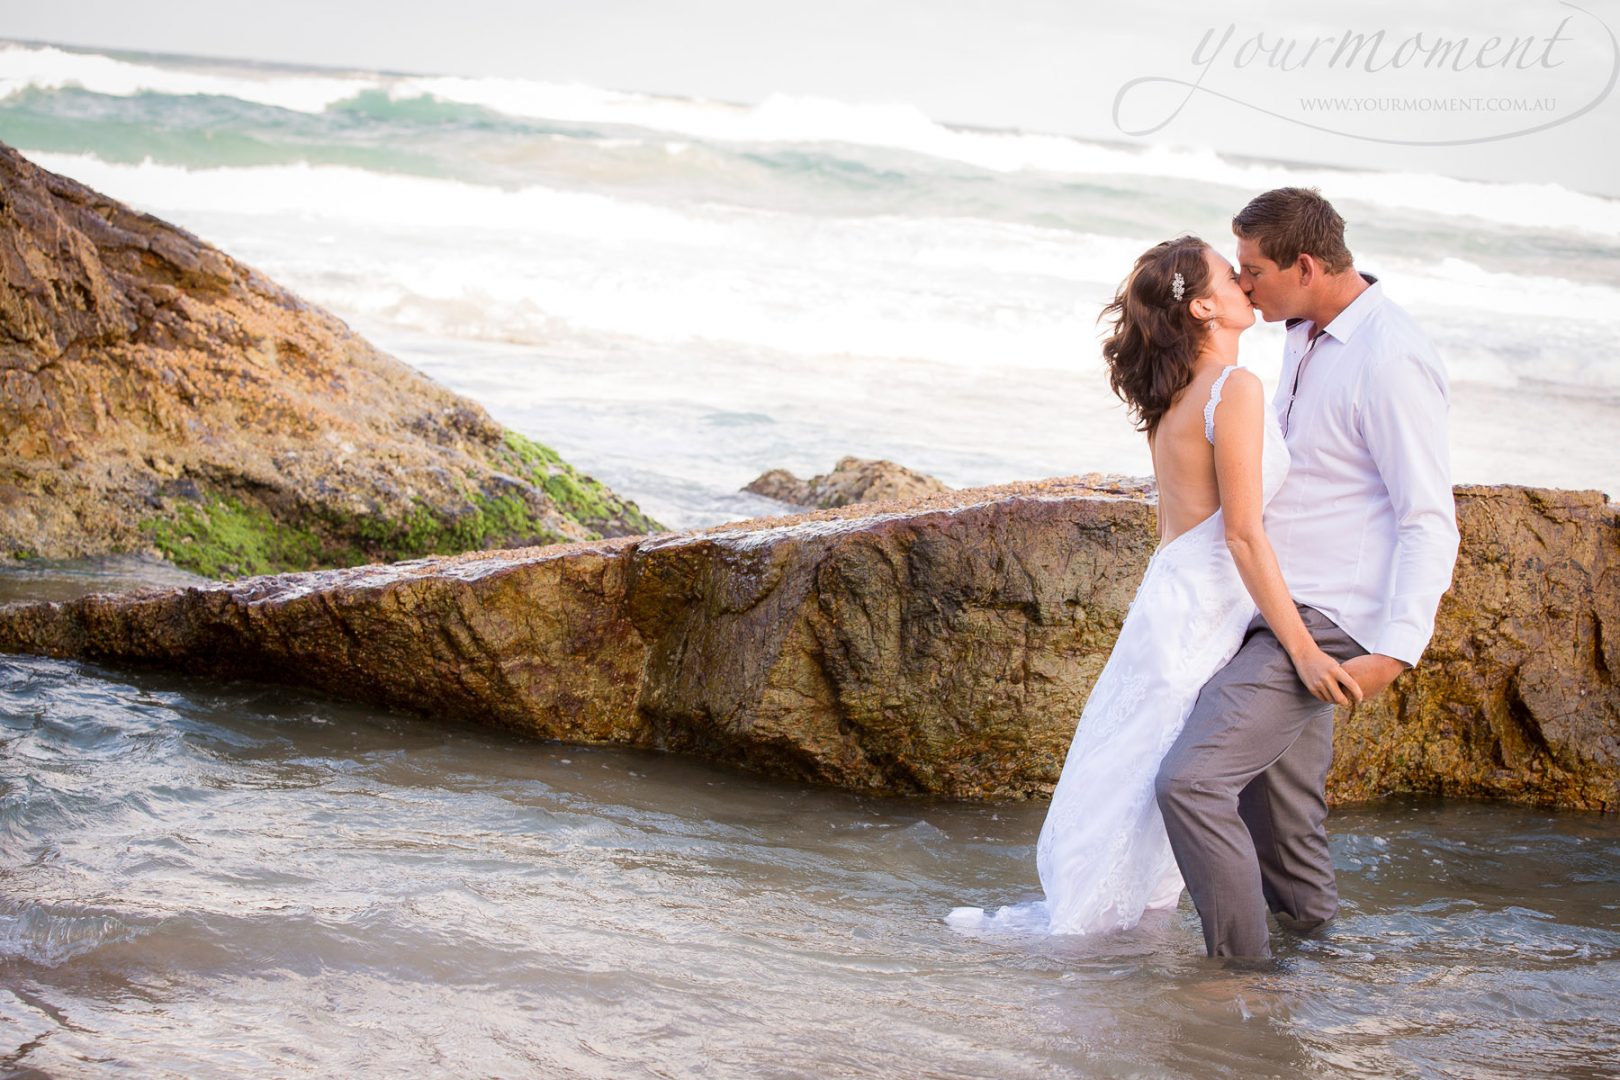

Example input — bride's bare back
[1148,364,1231,545]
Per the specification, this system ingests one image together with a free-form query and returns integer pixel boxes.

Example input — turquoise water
[2,39,1618,522]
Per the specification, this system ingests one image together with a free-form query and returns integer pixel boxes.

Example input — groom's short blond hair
[1232,187,1353,274]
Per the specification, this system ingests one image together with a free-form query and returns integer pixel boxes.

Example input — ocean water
[2,642,1618,1078]
[1,39,1616,528]
[3,40,1620,1078]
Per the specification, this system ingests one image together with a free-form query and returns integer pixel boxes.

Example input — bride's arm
[1211,369,1363,707]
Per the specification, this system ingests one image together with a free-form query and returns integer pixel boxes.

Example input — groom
[1155,187,1460,960]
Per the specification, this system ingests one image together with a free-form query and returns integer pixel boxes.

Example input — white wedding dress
[947,365,1289,936]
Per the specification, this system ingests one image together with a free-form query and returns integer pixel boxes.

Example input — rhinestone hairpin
[1171,272,1185,302]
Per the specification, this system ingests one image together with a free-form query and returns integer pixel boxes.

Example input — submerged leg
[1238,706,1338,931]
[1156,607,1362,958]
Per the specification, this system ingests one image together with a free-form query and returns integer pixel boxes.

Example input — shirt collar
[1287,272,1382,343]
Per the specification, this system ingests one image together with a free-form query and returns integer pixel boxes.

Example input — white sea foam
[25,151,1620,392]
[6,41,1617,236]
[390,77,1620,235]
[20,152,1131,371]
[0,43,367,113]
[1386,256,1620,323]
[24,152,723,245]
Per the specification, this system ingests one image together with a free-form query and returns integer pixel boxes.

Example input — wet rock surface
[1,480,1613,811]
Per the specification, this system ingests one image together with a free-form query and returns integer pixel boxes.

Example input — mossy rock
[496,430,661,537]
[141,493,331,580]
[139,487,581,580]
[134,428,663,580]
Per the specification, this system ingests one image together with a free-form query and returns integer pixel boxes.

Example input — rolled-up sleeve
[1359,350,1461,666]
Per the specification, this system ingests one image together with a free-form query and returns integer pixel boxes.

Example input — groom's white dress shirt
[1264,274,1460,667]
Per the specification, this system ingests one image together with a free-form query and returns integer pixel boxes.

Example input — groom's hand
[1339,654,1408,703]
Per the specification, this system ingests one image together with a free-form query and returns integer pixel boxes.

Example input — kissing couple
[950,187,1460,961]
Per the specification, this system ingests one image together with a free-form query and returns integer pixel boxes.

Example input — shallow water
[1,633,1617,1077]
[0,555,209,607]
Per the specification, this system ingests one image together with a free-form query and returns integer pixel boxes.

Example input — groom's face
[1235,236,1300,323]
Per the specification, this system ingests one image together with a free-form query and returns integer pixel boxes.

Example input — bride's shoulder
[1217,365,1263,394]
[1205,366,1263,442]
[1209,365,1263,409]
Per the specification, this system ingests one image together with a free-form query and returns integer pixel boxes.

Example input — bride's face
[1192,247,1256,333]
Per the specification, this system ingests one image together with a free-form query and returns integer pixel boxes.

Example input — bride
[948,236,1361,936]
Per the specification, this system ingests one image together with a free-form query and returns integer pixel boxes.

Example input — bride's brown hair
[1099,235,1214,434]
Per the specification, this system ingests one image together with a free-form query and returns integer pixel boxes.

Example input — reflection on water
[0,554,209,606]
[2,564,1619,1077]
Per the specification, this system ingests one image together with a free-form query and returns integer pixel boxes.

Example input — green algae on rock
[498,431,660,538]
[0,141,660,579]
[139,491,330,581]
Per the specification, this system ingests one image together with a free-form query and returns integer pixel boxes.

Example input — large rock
[1329,486,1618,811]
[0,142,659,577]
[744,455,953,508]
[0,481,1613,811]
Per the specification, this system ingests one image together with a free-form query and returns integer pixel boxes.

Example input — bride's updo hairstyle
[1100,235,1214,434]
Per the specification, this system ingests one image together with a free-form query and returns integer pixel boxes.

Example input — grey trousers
[1154,604,1367,959]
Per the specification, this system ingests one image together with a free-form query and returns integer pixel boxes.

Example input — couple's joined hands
[1292,649,1407,707]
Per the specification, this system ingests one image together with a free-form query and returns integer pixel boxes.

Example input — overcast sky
[6,0,1618,195]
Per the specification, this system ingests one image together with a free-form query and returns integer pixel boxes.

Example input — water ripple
[1,653,1617,1076]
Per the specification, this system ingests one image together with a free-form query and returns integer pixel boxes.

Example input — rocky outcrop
[1327,486,1618,811]
[744,455,952,508]
[0,142,659,577]
[0,481,1614,811]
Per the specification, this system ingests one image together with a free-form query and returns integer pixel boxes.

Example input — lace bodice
[1204,364,1289,507]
